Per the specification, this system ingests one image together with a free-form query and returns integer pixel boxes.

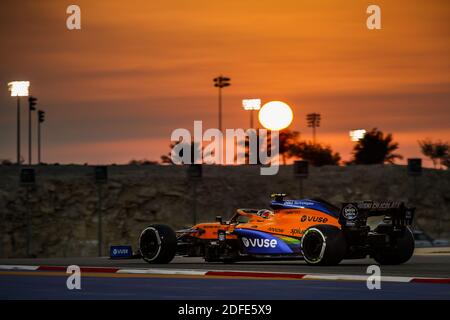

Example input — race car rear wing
[338,201,415,228]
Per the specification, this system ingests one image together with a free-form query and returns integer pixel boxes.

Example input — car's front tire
[301,225,347,266]
[139,224,177,264]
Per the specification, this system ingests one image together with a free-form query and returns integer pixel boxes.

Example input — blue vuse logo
[242,237,277,248]
[235,229,293,254]
[110,245,133,258]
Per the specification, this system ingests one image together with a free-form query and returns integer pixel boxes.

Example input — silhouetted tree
[418,139,449,169]
[278,130,301,165]
[252,130,301,165]
[161,140,203,164]
[291,141,341,166]
[128,159,158,165]
[349,128,402,164]
[442,155,450,170]
[0,159,13,166]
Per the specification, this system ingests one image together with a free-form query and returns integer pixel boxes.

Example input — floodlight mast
[37,110,45,164]
[213,75,231,132]
[307,113,321,144]
[8,81,30,165]
[349,129,366,142]
[242,99,262,129]
[28,96,37,164]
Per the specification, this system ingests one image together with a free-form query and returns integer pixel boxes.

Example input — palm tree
[161,140,203,164]
[254,130,301,165]
[350,128,402,164]
[291,141,341,166]
[278,130,301,165]
[419,139,450,169]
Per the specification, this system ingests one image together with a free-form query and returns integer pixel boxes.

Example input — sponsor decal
[283,200,315,206]
[112,248,131,255]
[357,201,401,210]
[268,227,284,233]
[290,228,305,236]
[300,215,328,223]
[110,245,132,258]
[241,237,277,248]
[343,204,358,220]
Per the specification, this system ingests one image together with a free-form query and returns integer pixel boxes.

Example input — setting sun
[258,101,294,131]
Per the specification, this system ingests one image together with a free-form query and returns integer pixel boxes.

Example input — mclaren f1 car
[138,194,415,266]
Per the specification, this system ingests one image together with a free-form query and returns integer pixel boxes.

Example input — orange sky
[0,0,449,166]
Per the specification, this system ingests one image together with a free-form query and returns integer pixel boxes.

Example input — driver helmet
[257,209,273,219]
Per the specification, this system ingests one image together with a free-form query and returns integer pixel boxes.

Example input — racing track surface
[1,274,450,299]
[1,250,450,299]
[1,251,450,278]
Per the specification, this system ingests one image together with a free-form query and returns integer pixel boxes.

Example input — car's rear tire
[301,225,346,266]
[139,224,177,264]
[372,227,414,265]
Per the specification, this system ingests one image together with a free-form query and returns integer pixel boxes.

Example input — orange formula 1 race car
[138,194,415,266]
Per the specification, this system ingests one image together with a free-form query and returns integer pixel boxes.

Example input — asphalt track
[1,250,450,299]
[1,250,450,278]
[1,273,449,299]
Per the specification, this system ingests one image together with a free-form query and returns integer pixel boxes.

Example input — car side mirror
[215,216,223,224]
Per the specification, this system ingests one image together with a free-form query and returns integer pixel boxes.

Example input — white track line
[302,274,413,283]
[118,269,418,283]
[117,268,207,276]
[0,265,39,271]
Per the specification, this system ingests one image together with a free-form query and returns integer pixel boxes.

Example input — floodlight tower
[28,96,37,164]
[213,75,231,132]
[242,99,261,129]
[349,129,366,142]
[37,110,45,164]
[8,81,30,165]
[306,113,321,144]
